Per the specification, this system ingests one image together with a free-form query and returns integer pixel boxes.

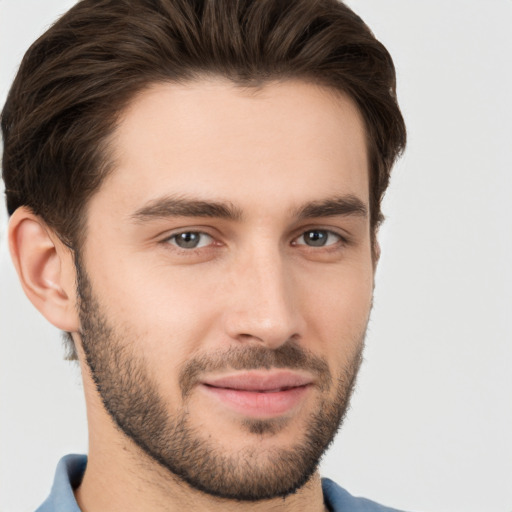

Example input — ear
[8,207,80,332]
[372,239,381,271]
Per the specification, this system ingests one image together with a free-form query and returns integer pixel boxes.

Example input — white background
[1,1,511,511]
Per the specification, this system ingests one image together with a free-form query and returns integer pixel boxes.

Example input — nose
[222,245,304,349]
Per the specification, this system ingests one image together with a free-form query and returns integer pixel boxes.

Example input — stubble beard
[75,258,366,501]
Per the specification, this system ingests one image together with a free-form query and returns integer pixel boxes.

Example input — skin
[9,79,375,512]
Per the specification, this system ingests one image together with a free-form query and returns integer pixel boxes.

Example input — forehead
[94,79,369,217]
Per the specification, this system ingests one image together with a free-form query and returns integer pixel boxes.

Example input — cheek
[90,257,224,365]
[298,262,373,355]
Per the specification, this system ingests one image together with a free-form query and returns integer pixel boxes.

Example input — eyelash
[163,228,347,251]
[291,229,344,248]
[165,231,215,250]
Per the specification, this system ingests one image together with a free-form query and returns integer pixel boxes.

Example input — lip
[200,371,314,418]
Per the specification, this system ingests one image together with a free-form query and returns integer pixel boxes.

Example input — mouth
[199,371,314,418]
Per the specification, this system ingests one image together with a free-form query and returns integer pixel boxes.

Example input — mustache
[179,341,332,398]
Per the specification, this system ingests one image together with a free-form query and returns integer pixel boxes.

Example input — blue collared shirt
[36,454,407,512]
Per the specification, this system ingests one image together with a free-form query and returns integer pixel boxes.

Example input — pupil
[306,230,327,246]
[177,232,199,248]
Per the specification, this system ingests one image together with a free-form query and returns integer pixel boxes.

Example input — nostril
[234,332,302,351]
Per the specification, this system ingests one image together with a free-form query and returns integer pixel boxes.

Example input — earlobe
[8,207,80,332]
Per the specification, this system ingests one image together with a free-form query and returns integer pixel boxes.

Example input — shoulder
[322,478,410,512]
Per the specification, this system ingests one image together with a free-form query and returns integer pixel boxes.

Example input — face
[76,79,374,501]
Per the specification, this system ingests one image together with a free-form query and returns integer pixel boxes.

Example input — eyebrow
[131,196,243,222]
[294,195,368,220]
[130,194,367,223]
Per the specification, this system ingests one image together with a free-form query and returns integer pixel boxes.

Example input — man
[2,0,406,510]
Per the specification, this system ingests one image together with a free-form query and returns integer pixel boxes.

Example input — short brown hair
[2,0,407,360]
[2,0,406,250]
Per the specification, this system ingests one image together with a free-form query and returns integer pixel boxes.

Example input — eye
[294,229,342,247]
[167,231,214,249]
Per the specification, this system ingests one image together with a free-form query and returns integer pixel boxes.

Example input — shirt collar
[36,454,86,512]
